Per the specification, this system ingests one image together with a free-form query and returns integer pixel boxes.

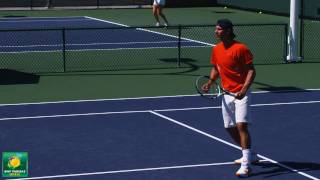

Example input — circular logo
[8,156,21,169]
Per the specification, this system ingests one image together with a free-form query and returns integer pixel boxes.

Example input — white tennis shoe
[236,166,252,177]
[234,153,259,164]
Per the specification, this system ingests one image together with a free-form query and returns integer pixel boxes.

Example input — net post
[48,0,53,9]
[62,28,66,72]
[287,0,302,62]
[30,0,33,10]
[300,0,304,59]
[177,25,182,68]
[284,24,288,63]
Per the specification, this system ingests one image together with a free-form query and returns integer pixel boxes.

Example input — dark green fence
[217,0,320,63]
[0,0,152,9]
[301,0,320,63]
[301,20,320,62]
[0,0,216,9]
[0,24,287,73]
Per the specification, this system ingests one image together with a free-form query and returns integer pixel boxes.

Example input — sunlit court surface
[1,0,320,179]
[1,90,319,180]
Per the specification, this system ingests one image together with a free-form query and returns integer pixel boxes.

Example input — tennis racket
[195,75,235,100]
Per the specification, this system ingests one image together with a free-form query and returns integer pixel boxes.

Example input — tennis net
[0,23,288,73]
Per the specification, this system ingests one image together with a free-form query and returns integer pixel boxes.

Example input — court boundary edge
[0,88,320,107]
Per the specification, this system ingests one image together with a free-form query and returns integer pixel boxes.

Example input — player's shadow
[0,69,40,85]
[251,161,320,178]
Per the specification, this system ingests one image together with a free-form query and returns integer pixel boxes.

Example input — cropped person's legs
[152,5,160,26]
[158,6,169,26]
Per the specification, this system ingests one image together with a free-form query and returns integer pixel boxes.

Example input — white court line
[154,100,320,112]
[150,110,240,149]
[6,161,238,180]
[84,16,130,27]
[0,40,192,48]
[1,89,320,107]
[0,16,87,20]
[251,100,320,107]
[0,44,207,54]
[85,16,214,46]
[68,40,191,46]
[0,16,91,23]
[63,46,207,52]
[0,50,61,54]
[0,110,147,121]
[0,44,61,48]
[1,100,320,121]
[150,111,320,180]
[0,19,92,23]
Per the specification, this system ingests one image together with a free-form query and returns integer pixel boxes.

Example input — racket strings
[196,76,222,99]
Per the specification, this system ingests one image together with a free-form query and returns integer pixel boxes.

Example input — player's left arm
[236,63,256,99]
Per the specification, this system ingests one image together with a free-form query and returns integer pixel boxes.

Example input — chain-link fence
[302,21,320,62]
[301,0,320,62]
[0,24,287,73]
[0,0,153,9]
[217,0,290,16]
[217,0,320,62]
[0,0,216,9]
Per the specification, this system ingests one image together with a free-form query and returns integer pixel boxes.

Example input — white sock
[241,149,251,167]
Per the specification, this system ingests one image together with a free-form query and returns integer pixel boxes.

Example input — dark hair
[216,18,236,38]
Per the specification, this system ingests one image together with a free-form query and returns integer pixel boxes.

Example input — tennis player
[152,0,169,27]
[205,19,258,177]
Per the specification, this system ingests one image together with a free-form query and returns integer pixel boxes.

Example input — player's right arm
[202,66,219,92]
[209,65,219,82]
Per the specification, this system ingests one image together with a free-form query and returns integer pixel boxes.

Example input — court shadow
[158,57,200,74]
[0,69,40,85]
[251,161,320,178]
[254,81,307,92]
[211,11,235,14]
[160,26,192,30]
[159,57,197,64]
[40,58,203,77]
[3,15,27,18]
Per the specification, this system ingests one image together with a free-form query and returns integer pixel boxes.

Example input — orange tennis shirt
[210,41,253,93]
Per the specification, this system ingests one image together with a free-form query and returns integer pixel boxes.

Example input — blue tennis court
[0,16,210,53]
[0,90,319,180]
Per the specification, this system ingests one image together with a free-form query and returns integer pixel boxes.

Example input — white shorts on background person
[222,91,252,128]
[153,0,165,6]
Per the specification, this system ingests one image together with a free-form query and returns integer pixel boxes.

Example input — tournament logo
[2,152,28,178]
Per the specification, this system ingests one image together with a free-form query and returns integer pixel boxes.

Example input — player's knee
[236,122,249,132]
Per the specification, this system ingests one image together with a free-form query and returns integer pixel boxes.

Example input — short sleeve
[210,47,217,65]
[242,46,253,65]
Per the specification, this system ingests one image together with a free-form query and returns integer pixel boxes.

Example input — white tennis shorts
[153,0,165,6]
[221,91,252,128]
